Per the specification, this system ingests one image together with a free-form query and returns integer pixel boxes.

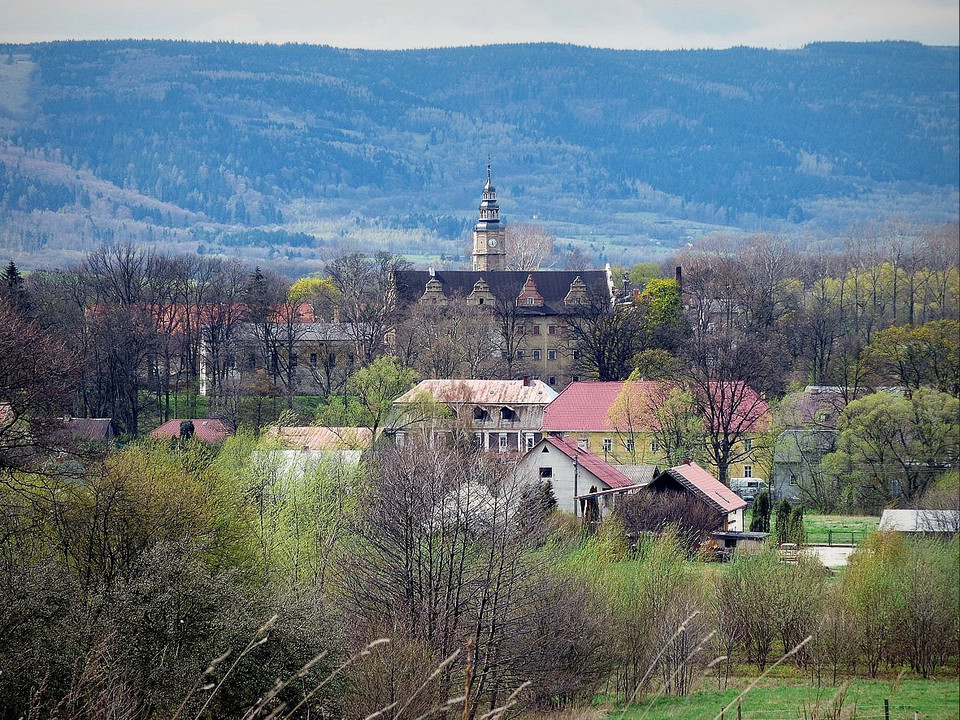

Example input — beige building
[393,378,558,453]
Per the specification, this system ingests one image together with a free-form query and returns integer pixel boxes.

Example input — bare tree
[505,222,556,271]
[326,252,408,365]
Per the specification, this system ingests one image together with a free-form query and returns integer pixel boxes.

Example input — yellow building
[540,380,772,483]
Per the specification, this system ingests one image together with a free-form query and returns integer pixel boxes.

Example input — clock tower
[472,164,506,272]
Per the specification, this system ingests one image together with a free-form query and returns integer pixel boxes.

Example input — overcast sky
[1,0,957,49]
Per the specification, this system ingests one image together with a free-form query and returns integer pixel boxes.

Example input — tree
[866,319,960,395]
[823,388,960,508]
[0,261,30,315]
[347,355,418,441]
[566,292,642,381]
[0,300,78,477]
[775,499,793,546]
[505,221,556,270]
[326,252,408,365]
[750,490,771,532]
[681,332,774,485]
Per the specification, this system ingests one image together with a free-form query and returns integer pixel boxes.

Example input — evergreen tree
[775,499,793,546]
[789,506,806,546]
[0,260,30,314]
[750,490,771,533]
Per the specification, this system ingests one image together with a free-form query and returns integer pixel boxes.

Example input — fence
[826,530,865,546]
[716,698,927,719]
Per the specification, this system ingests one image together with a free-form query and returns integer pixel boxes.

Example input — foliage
[750,490,771,533]
[823,388,960,509]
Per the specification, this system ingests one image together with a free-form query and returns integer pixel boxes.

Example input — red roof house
[518,435,644,518]
[647,461,747,531]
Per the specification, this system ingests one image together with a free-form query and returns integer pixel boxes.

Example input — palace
[393,165,614,389]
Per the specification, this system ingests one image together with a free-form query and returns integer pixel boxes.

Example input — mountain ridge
[0,40,956,270]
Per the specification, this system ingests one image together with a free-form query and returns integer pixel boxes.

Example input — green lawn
[612,677,959,720]
[744,510,879,545]
[801,513,879,545]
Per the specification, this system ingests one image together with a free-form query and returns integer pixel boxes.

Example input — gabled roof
[541,380,658,432]
[395,378,558,406]
[393,269,610,315]
[650,461,747,515]
[540,435,636,489]
[270,426,373,451]
[58,417,114,441]
[150,418,231,443]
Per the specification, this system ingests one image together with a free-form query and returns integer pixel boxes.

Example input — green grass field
[744,510,880,545]
[612,676,959,720]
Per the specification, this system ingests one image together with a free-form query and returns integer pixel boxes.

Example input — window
[818,412,829,423]
[526,297,535,305]
[348,353,355,365]
[474,407,490,422]
[548,349,557,361]
[625,437,635,452]
[744,465,753,478]
[502,407,516,421]
[790,473,798,486]
[478,297,484,305]
[577,437,589,450]
[524,434,535,451]
[498,434,508,451]
[651,440,659,453]
[744,438,753,452]
[328,352,337,366]
[309,353,318,367]
[248,353,257,370]
[289,353,298,369]
[603,438,613,453]
[548,325,557,335]
[539,467,553,479]
[516,350,524,360]
[548,375,556,385]
[572,375,581,382]
[572,350,581,360]
[533,325,541,335]
[533,349,542,360]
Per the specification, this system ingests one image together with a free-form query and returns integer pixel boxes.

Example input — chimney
[675,266,683,288]
[522,376,532,387]
[333,307,341,323]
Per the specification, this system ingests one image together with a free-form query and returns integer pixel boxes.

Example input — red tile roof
[150,418,231,443]
[541,380,668,432]
[543,436,636,489]
[652,461,747,514]
[542,380,770,434]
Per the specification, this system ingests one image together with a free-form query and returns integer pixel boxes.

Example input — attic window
[541,446,550,453]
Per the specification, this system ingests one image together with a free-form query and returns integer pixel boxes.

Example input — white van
[730,478,767,501]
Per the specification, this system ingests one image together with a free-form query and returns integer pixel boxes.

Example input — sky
[1,0,958,50]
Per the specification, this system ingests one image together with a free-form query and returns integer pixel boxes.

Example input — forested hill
[0,40,957,269]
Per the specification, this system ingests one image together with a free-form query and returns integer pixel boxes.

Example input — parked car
[730,478,767,501]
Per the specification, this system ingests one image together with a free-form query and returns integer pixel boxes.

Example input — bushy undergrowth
[1,434,957,718]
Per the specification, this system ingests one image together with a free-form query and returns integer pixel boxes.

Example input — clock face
[488,237,497,247]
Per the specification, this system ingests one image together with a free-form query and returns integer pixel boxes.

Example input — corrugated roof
[652,461,747,514]
[150,418,231,443]
[543,436,636,489]
[395,378,558,406]
[879,509,959,532]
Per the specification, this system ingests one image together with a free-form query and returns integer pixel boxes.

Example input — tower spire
[472,163,506,272]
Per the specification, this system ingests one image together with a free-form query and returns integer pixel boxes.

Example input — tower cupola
[472,163,507,271]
